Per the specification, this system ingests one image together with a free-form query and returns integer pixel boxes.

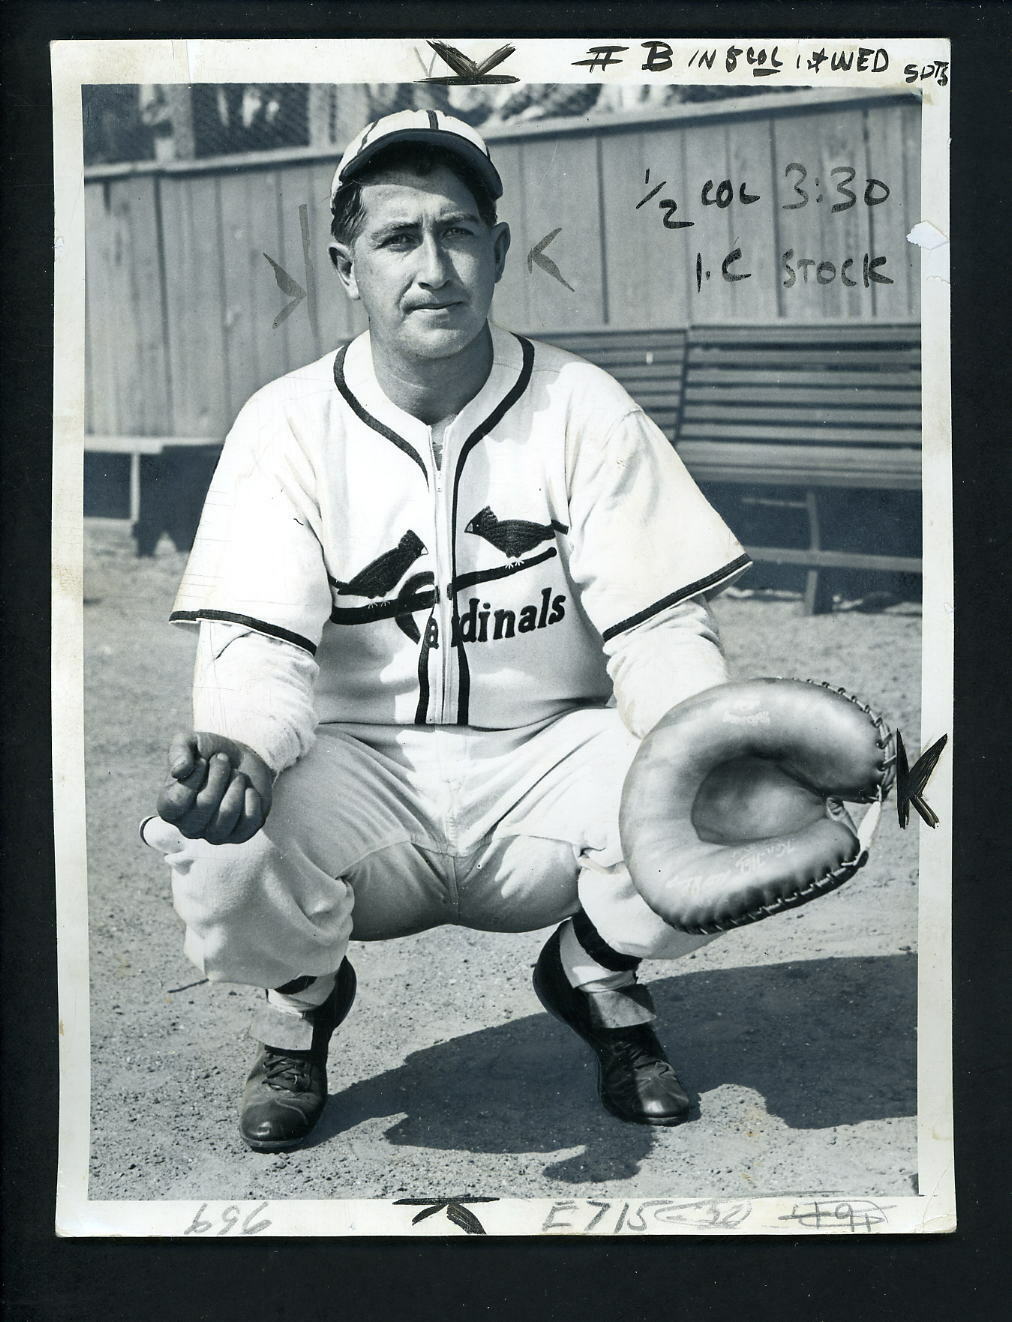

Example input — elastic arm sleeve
[192,621,319,774]
[605,595,730,739]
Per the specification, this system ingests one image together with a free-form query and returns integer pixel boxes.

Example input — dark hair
[330,143,498,248]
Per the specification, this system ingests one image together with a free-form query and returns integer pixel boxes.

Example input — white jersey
[172,326,749,734]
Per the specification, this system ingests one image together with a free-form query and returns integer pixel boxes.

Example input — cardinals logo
[330,529,427,598]
[465,506,567,559]
[329,530,435,641]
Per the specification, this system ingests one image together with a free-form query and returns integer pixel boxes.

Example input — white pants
[144,707,715,990]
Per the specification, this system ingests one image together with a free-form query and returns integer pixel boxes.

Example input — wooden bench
[542,322,922,613]
[84,435,221,556]
[677,322,921,612]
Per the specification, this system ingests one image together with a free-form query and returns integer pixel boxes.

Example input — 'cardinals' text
[453,590,566,644]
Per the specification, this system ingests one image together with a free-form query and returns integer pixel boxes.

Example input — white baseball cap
[330,108,503,203]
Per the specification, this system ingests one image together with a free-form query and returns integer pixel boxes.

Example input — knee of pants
[578,856,720,962]
[164,826,280,930]
[144,817,354,985]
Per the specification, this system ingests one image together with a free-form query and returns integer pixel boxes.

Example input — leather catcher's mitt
[619,678,895,934]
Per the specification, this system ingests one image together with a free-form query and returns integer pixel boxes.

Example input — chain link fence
[83,81,783,167]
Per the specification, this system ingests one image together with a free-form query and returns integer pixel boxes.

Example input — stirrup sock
[267,972,337,1015]
[560,912,641,992]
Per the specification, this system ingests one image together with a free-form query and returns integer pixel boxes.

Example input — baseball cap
[330,108,503,203]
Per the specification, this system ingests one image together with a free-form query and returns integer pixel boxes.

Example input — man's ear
[491,222,511,283]
[329,240,359,300]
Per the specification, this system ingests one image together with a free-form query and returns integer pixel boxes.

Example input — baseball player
[143,109,751,1152]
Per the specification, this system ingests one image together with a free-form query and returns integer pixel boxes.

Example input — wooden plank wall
[85,176,172,436]
[495,96,920,331]
[84,96,920,439]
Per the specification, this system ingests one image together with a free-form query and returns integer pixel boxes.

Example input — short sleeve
[170,388,332,655]
[565,406,750,644]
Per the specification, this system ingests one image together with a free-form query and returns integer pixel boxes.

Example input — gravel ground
[83,520,922,1203]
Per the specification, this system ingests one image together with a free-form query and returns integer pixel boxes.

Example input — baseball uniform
[146,325,750,987]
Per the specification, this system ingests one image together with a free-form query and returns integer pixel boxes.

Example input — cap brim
[337,128,503,200]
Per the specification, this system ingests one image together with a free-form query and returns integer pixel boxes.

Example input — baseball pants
[143,706,715,991]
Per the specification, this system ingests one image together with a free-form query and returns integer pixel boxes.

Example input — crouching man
[143,110,750,1151]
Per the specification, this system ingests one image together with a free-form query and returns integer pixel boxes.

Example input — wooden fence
[85,88,920,442]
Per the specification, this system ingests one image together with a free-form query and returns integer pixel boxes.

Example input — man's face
[330,163,510,362]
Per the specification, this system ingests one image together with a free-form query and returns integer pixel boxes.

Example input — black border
[3,3,1008,1320]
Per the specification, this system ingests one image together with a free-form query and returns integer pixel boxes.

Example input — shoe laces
[601,1028,674,1078]
[262,1049,313,1092]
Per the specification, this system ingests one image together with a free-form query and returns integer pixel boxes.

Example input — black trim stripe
[358,119,377,148]
[572,909,642,973]
[600,554,753,643]
[273,975,316,995]
[426,110,439,131]
[450,546,557,595]
[169,609,317,656]
[451,335,536,725]
[330,589,437,626]
[414,614,437,725]
[333,345,429,484]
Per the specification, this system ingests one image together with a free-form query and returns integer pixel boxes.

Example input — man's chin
[403,324,487,361]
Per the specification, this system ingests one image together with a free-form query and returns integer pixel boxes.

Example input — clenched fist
[157,731,274,845]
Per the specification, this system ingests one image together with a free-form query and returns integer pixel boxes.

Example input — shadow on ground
[312,954,916,1183]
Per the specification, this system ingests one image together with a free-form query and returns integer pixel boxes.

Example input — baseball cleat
[239,959,357,1152]
[532,927,692,1127]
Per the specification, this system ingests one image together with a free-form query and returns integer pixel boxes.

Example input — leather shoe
[533,927,692,1126]
[239,960,357,1152]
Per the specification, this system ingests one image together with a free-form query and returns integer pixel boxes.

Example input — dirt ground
[82,520,922,1203]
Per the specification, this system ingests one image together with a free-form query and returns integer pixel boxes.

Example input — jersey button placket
[429,425,454,725]
[435,427,456,726]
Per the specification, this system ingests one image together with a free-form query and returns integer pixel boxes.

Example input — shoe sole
[533,958,691,1128]
[242,1132,314,1154]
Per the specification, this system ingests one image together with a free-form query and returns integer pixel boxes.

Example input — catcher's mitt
[619,678,895,935]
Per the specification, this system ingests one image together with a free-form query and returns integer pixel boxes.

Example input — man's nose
[416,234,452,287]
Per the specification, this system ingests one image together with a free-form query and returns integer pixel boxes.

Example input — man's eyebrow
[440,210,481,226]
[368,211,481,239]
[369,219,420,239]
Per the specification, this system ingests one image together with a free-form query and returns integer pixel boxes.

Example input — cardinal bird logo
[465,507,568,559]
[330,530,427,598]
[420,40,519,85]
